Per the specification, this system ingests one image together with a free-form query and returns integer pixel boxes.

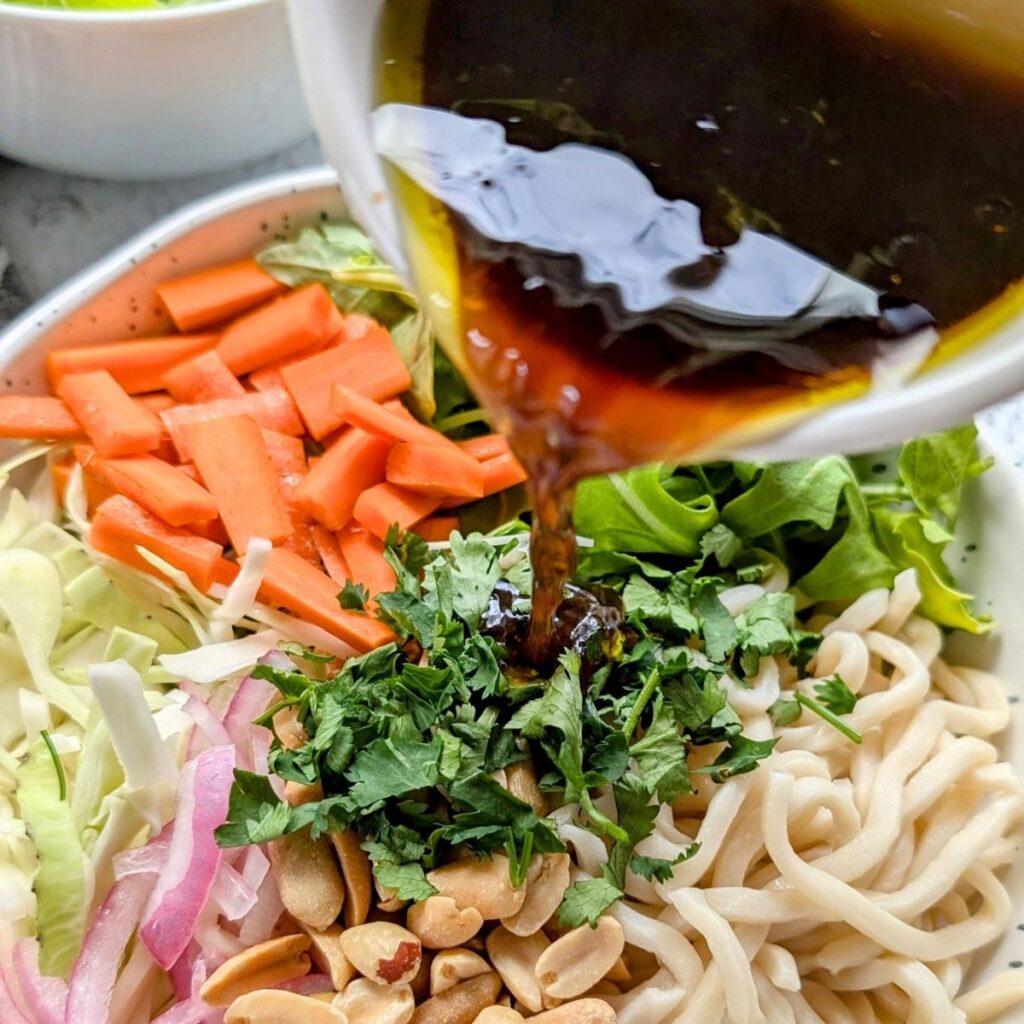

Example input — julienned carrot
[46,334,219,394]
[0,395,82,440]
[137,392,177,414]
[53,454,113,509]
[191,517,231,547]
[294,428,392,531]
[90,494,223,592]
[281,322,412,439]
[413,516,460,543]
[310,525,350,585]
[216,284,339,375]
[330,385,460,452]
[338,526,396,596]
[57,371,163,457]
[156,259,286,332]
[386,442,485,499]
[481,451,529,495]
[161,389,303,460]
[181,415,293,554]
[76,446,219,527]
[457,434,514,462]
[353,481,442,541]
[259,546,396,653]
[162,350,245,404]
[261,429,319,565]
[248,365,288,393]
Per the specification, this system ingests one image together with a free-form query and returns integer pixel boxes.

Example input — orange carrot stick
[261,428,319,565]
[181,414,294,554]
[310,525,351,585]
[161,389,303,460]
[385,442,485,499]
[0,395,83,440]
[259,547,396,653]
[57,370,163,457]
[412,516,460,543]
[216,284,339,375]
[47,334,219,394]
[294,428,392,531]
[480,451,529,495]
[136,392,177,414]
[281,321,412,439]
[156,259,286,332]
[353,482,442,541]
[330,385,460,452]
[162,350,245,404]
[338,526,396,596]
[76,446,219,527]
[457,434,514,462]
[90,494,223,592]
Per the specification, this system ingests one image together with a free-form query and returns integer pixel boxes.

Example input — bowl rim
[0,0,274,26]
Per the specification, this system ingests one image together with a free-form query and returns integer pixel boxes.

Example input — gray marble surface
[0,142,1022,458]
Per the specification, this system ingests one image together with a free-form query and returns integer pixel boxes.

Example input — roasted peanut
[340,922,422,986]
[224,988,346,1023]
[411,971,502,1024]
[505,760,547,816]
[604,957,630,984]
[486,926,549,1013]
[303,924,357,992]
[430,948,491,996]
[375,876,408,914]
[285,779,323,807]
[269,827,346,931]
[334,978,414,1024]
[582,980,621,997]
[474,1009,526,1024]
[409,949,433,1003]
[426,856,526,920]
[502,854,570,937]
[535,917,625,1001]
[200,934,311,1007]
[408,896,484,950]
[529,999,617,1024]
[331,830,373,928]
[273,706,307,751]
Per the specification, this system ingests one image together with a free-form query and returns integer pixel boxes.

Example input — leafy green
[373,861,438,902]
[575,464,718,554]
[215,770,292,847]
[338,581,369,613]
[695,735,779,783]
[794,691,862,744]
[630,843,700,883]
[814,675,857,715]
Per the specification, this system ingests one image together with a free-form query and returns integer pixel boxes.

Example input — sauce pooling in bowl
[375,0,1024,658]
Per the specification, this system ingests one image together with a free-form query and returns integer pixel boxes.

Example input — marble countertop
[1,140,1022,458]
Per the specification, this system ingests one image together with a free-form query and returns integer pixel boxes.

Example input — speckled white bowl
[0,167,1022,1014]
[0,0,312,180]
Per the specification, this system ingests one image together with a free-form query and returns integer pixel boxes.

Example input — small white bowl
[0,0,312,180]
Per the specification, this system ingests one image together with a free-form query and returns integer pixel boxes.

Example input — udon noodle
[554,570,1024,1024]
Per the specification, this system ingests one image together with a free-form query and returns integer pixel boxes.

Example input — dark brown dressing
[376,0,1024,659]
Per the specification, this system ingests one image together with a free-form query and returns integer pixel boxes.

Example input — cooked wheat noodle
[557,569,1024,1023]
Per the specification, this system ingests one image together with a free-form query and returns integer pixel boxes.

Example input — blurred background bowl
[0,0,312,180]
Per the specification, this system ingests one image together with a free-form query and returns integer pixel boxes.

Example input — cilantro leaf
[700,523,743,567]
[373,861,438,902]
[346,736,443,809]
[448,533,502,629]
[813,675,857,715]
[376,591,436,645]
[630,694,691,803]
[768,697,801,727]
[630,842,700,882]
[558,877,623,928]
[215,770,292,848]
[695,735,778,783]
[692,580,738,661]
[793,691,862,744]
[338,580,369,612]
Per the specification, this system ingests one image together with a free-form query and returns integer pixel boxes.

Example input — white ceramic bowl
[0,0,312,180]
[287,0,1024,464]
[0,168,1022,1018]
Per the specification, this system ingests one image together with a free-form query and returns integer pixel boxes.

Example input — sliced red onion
[108,939,158,1024]
[0,976,31,1024]
[208,863,257,923]
[65,872,151,1024]
[150,994,224,1024]
[221,676,276,769]
[168,943,206,1003]
[139,745,236,971]
[238,845,270,895]
[236,873,284,948]
[193,901,244,965]
[113,832,170,881]
[11,939,66,1024]
[249,730,282,797]
[257,648,296,673]
[277,972,334,996]
[184,695,233,750]
[0,941,32,1022]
